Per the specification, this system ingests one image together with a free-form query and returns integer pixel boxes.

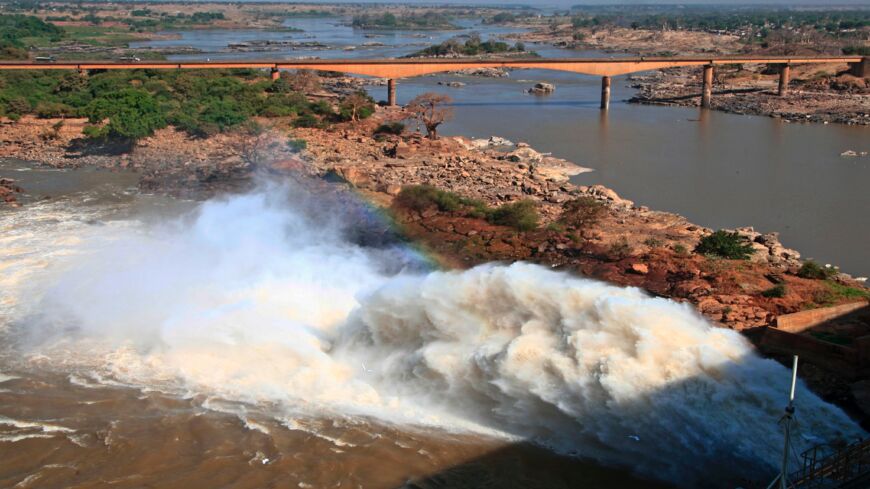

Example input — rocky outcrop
[527,82,555,95]
[296,107,867,337]
[451,67,510,78]
[0,177,22,207]
[437,81,466,88]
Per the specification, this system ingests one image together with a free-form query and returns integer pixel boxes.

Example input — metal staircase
[789,438,870,489]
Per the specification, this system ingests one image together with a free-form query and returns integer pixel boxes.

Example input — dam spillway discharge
[1,184,865,487]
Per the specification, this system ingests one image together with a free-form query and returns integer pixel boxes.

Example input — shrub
[293,113,321,128]
[287,138,307,152]
[673,244,688,256]
[374,122,405,136]
[796,260,834,280]
[761,284,787,298]
[395,185,464,212]
[198,99,249,131]
[546,222,566,233]
[40,119,64,140]
[309,99,334,116]
[394,185,490,218]
[560,196,604,228]
[488,200,539,231]
[643,237,664,248]
[695,230,754,260]
[338,91,375,122]
[5,96,30,115]
[35,101,75,118]
[608,236,632,260]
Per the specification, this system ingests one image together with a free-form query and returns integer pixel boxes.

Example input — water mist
[6,183,864,487]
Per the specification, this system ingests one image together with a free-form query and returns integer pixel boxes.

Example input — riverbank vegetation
[351,12,455,30]
[562,5,870,54]
[567,5,870,34]
[0,14,63,59]
[0,69,374,142]
[482,11,536,25]
[409,34,529,57]
[395,185,539,231]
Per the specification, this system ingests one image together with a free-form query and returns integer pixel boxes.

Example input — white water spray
[6,185,864,486]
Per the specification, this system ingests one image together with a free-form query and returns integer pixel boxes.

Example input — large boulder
[527,82,556,95]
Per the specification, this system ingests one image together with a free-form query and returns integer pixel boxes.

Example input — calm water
[134,17,870,276]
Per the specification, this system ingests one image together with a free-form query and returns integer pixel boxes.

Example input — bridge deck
[0,56,862,78]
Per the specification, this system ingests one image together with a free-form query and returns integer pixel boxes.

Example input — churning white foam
[7,185,865,485]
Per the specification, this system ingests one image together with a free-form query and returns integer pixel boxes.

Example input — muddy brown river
[1,161,864,488]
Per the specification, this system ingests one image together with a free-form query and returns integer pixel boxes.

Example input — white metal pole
[779,355,799,489]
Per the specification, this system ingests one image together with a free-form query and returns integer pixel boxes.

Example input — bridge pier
[270,68,280,81]
[701,64,714,108]
[778,64,791,96]
[850,57,869,78]
[387,79,397,106]
[600,76,611,110]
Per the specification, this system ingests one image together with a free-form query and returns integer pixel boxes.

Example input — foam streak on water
[3,184,864,486]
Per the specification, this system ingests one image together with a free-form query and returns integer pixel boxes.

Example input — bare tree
[234,120,273,168]
[287,69,321,94]
[405,93,453,140]
[341,91,373,122]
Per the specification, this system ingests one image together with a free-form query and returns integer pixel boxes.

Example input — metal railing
[790,438,870,488]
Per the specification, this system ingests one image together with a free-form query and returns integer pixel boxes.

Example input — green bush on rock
[695,230,754,260]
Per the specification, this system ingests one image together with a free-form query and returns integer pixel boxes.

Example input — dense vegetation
[695,230,755,260]
[0,14,64,59]
[395,185,539,231]
[409,34,527,57]
[351,12,455,30]
[797,260,835,280]
[565,6,870,49]
[0,69,374,141]
[568,5,870,32]
[482,10,536,25]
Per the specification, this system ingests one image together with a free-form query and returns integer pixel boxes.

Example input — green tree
[86,89,166,141]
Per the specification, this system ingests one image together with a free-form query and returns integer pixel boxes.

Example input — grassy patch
[825,281,870,301]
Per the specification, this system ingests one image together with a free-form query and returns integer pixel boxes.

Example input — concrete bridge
[1,56,866,110]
